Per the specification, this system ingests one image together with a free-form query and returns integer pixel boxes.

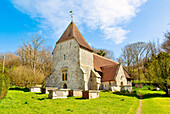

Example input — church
[45,21,132,92]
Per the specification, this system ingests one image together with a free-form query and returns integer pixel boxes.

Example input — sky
[0,0,170,58]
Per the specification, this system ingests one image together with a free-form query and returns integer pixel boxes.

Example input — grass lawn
[142,97,170,114]
[135,85,170,114]
[0,88,139,114]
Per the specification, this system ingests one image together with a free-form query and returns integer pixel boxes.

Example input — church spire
[56,21,93,52]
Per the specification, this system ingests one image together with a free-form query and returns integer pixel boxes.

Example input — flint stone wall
[46,38,101,91]
[46,39,84,89]
[79,48,94,90]
[115,64,128,87]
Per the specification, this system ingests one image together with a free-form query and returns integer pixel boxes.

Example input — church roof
[101,65,119,82]
[93,54,131,81]
[56,22,93,52]
[123,68,131,79]
[93,54,119,81]
[93,54,119,72]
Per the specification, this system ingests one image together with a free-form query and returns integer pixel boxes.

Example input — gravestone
[45,87,58,94]
[69,90,82,97]
[48,89,69,99]
[29,85,42,92]
[82,90,99,99]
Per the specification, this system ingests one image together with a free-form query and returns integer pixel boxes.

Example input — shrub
[9,66,45,88]
[0,74,10,100]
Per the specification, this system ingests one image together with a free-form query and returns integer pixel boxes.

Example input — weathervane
[70,10,73,22]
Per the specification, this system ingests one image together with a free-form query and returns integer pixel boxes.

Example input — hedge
[0,74,10,100]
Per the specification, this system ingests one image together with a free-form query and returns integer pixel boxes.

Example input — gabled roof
[93,54,119,81]
[123,68,131,79]
[101,65,119,82]
[93,54,119,72]
[56,22,93,52]
[93,54,131,81]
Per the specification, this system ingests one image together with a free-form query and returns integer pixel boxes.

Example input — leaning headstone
[29,85,42,92]
[82,90,99,99]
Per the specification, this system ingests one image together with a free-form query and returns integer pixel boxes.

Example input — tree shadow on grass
[75,97,88,100]
[113,92,140,99]
[100,90,110,92]
[113,92,167,99]
[142,93,167,99]
[35,93,44,95]
[9,87,29,92]
[37,98,45,101]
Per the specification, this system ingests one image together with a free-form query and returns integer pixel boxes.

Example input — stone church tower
[46,22,101,90]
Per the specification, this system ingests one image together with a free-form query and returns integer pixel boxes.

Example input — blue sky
[0,0,170,58]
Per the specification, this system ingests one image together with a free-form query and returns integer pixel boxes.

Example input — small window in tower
[64,54,66,60]
[62,73,64,81]
[65,73,67,81]
[61,68,68,81]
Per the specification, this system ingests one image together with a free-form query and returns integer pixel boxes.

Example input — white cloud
[103,27,130,44]
[11,0,147,44]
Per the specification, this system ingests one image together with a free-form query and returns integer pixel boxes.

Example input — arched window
[121,82,123,86]
[62,73,65,81]
[61,68,68,81]
[63,83,67,89]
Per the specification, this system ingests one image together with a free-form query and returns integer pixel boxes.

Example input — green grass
[134,85,170,114]
[142,97,170,114]
[0,88,139,114]
[1,86,169,114]
[134,85,165,95]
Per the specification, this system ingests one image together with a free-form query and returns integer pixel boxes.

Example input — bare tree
[121,42,147,81]
[18,34,44,74]
[92,47,115,60]
[162,32,170,53]
[121,44,133,73]
[13,34,52,86]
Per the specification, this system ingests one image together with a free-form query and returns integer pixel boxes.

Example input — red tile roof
[93,54,119,72]
[56,22,93,52]
[93,54,119,81]
[123,68,131,79]
[93,54,131,81]
[101,65,119,82]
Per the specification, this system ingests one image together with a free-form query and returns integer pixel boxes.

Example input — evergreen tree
[145,52,170,95]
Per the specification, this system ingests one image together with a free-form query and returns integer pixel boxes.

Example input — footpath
[136,95,143,114]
